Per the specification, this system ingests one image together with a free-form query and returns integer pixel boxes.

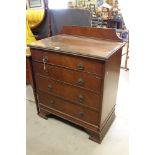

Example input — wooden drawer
[35,75,100,110]
[32,62,102,92]
[38,91,99,125]
[31,49,103,76]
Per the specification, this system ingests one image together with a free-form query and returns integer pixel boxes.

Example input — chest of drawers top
[28,26,125,61]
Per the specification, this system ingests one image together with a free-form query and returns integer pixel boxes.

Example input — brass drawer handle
[78,95,84,103]
[43,56,48,70]
[43,56,48,63]
[77,63,84,71]
[77,78,85,86]
[48,84,52,91]
[78,111,84,117]
[50,99,55,104]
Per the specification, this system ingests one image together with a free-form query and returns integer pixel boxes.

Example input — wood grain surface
[29,34,125,60]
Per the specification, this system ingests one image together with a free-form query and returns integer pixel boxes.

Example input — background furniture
[26,0,50,85]
[26,9,45,29]
[28,26,125,143]
[31,0,51,40]
[121,30,129,70]
[121,43,129,71]
[108,18,123,29]
[26,47,33,85]
[116,29,129,70]
[50,9,91,36]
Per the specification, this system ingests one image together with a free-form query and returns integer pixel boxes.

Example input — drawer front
[35,75,100,110]
[38,91,98,125]
[31,49,103,76]
[33,62,102,92]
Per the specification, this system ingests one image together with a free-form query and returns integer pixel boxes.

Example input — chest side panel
[100,48,122,127]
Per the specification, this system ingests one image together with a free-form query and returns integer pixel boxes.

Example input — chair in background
[121,30,129,71]
[31,9,51,40]
[31,0,51,40]
[50,9,92,36]
[116,29,129,71]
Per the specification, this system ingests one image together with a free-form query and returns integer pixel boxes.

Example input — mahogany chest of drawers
[28,26,125,143]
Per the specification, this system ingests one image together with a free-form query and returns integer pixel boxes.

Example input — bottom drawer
[37,91,99,125]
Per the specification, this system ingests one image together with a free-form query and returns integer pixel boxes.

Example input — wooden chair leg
[121,43,129,71]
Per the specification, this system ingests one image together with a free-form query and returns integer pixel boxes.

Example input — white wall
[48,0,68,9]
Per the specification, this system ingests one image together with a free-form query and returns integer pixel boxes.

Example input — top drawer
[31,49,103,76]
